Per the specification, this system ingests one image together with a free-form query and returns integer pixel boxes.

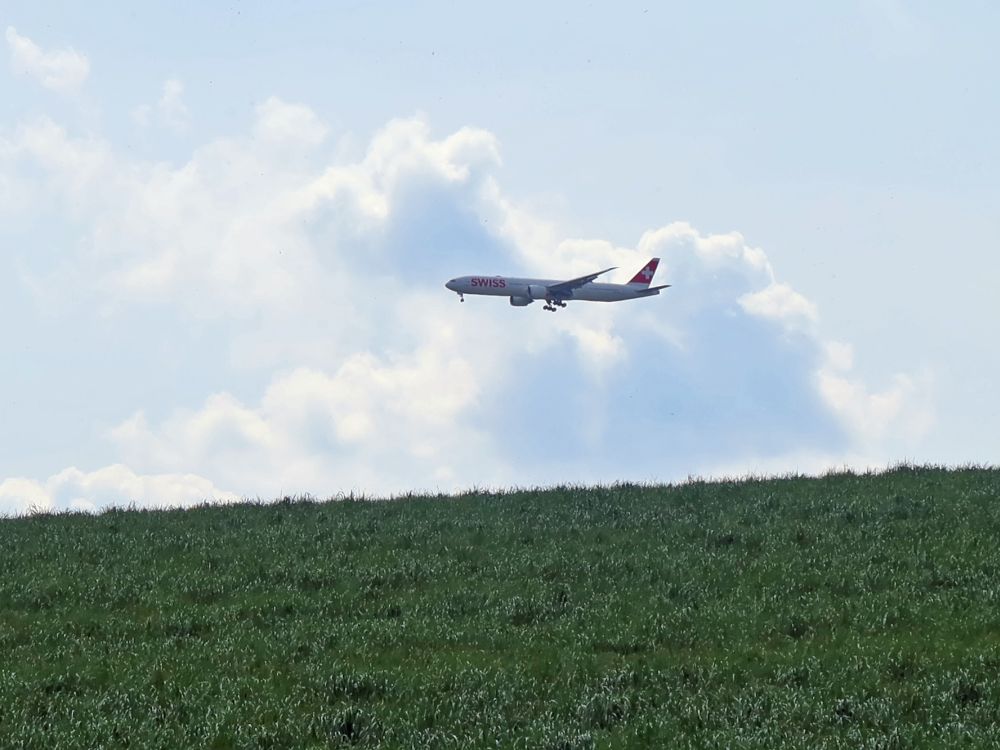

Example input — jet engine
[509,295,533,306]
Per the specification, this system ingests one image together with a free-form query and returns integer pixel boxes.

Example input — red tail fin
[627,258,659,288]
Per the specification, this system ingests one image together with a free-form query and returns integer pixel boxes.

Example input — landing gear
[542,300,566,312]
[458,293,464,302]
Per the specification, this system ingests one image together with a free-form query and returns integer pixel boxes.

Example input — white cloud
[637,223,774,299]
[7,108,506,322]
[1,104,936,507]
[817,367,934,447]
[0,465,238,516]
[562,322,626,374]
[0,478,50,515]
[809,340,934,448]
[739,282,819,331]
[133,78,189,131]
[824,340,855,372]
[158,78,189,130]
[254,96,328,146]
[110,349,498,497]
[13,116,110,183]
[5,26,90,94]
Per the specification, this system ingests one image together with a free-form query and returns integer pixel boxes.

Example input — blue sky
[2,2,998,512]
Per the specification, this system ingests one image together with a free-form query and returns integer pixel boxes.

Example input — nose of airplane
[445,279,457,291]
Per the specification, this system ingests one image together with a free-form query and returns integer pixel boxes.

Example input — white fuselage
[445,275,656,302]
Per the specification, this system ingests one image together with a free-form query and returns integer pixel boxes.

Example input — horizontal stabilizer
[635,284,670,297]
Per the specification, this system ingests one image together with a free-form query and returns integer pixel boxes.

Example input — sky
[1,1,998,513]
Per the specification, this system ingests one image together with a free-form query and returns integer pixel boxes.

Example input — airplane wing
[546,267,617,299]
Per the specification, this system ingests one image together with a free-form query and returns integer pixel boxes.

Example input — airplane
[445,258,668,311]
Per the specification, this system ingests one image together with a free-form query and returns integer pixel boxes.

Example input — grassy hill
[2,466,999,748]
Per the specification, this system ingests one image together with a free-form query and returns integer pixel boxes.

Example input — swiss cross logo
[628,259,659,285]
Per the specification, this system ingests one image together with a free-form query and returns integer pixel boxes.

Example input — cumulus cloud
[5,26,90,94]
[0,103,934,507]
[159,79,189,129]
[0,465,238,516]
[133,78,190,131]
[254,96,327,146]
[109,349,497,497]
[817,344,934,447]
[740,282,819,331]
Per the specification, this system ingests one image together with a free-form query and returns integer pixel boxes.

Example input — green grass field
[2,466,999,748]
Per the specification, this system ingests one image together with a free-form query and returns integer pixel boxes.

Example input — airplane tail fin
[627,258,660,288]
